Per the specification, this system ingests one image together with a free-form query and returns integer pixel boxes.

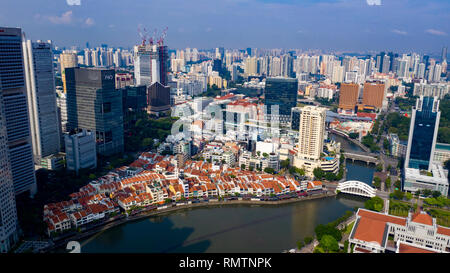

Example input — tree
[297,240,304,250]
[280,159,290,169]
[241,164,246,170]
[88,173,96,180]
[313,167,325,180]
[373,176,381,189]
[314,224,342,242]
[349,132,359,139]
[319,235,339,253]
[376,164,383,172]
[264,167,275,174]
[422,189,432,197]
[304,236,314,245]
[405,192,413,201]
[432,191,441,198]
[262,152,269,158]
[385,176,391,189]
[364,196,384,212]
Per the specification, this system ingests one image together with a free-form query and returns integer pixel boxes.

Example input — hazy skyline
[1,0,449,54]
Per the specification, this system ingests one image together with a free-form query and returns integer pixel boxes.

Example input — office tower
[64,129,97,174]
[433,64,442,82]
[147,81,170,115]
[297,106,326,161]
[59,51,78,93]
[134,44,159,86]
[246,47,252,56]
[0,27,36,196]
[442,46,448,62]
[290,107,301,131]
[158,45,168,86]
[122,85,147,124]
[66,67,124,156]
[417,63,426,79]
[381,55,391,74]
[362,81,385,109]
[281,54,294,78]
[84,49,92,66]
[115,72,133,89]
[264,77,298,120]
[423,55,430,70]
[23,40,61,164]
[213,59,222,73]
[91,49,100,67]
[0,92,19,253]
[405,96,440,171]
[339,83,359,110]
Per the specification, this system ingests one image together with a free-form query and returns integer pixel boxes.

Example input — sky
[1,0,449,54]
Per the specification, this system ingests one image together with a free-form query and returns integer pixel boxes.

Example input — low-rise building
[349,208,450,253]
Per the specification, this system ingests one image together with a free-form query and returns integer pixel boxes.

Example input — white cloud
[66,0,81,5]
[425,29,447,36]
[84,18,95,26]
[47,11,73,24]
[392,29,407,35]
[366,0,381,6]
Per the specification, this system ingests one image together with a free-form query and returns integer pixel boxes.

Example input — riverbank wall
[45,191,336,252]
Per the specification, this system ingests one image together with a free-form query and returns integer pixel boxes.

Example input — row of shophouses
[43,152,323,237]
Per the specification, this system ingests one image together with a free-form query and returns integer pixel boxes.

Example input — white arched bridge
[336,180,376,198]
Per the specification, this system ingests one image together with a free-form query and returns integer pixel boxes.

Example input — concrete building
[0,27,37,196]
[433,143,450,164]
[65,130,97,174]
[147,81,170,116]
[23,40,61,164]
[59,51,78,93]
[66,67,124,156]
[349,208,450,253]
[362,81,386,110]
[0,92,19,253]
[338,83,359,111]
[388,133,408,158]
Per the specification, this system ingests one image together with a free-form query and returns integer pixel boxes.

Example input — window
[103,102,111,113]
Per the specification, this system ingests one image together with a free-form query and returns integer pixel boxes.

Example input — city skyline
[1,0,449,53]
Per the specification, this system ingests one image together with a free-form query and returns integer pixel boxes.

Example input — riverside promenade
[45,191,336,252]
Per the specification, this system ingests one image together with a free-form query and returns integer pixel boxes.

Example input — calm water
[79,196,365,253]
[77,134,374,253]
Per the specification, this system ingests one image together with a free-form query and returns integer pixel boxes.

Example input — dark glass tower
[66,67,124,156]
[157,45,168,86]
[405,96,440,171]
[264,77,298,118]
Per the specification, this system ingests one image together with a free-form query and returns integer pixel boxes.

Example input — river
[76,133,375,253]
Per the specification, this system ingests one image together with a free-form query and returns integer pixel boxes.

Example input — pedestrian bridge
[336,180,376,198]
[343,152,379,165]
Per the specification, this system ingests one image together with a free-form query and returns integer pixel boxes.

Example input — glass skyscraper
[264,77,298,119]
[405,96,441,171]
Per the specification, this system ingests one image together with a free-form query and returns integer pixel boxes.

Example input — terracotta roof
[398,243,436,253]
[437,226,450,237]
[411,211,433,226]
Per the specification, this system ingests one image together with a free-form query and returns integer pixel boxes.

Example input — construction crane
[157,26,168,46]
[137,24,149,46]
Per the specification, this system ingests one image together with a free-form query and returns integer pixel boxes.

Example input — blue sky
[1,0,449,53]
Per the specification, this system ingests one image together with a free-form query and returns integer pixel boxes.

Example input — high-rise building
[297,106,326,161]
[147,81,170,116]
[403,96,448,196]
[66,67,124,156]
[338,83,359,110]
[23,40,61,164]
[64,129,97,174]
[290,107,302,131]
[362,81,385,109]
[264,77,298,121]
[0,27,37,196]
[134,44,160,87]
[405,96,440,171]
[59,51,78,93]
[158,45,169,86]
[0,91,19,253]
[442,46,447,62]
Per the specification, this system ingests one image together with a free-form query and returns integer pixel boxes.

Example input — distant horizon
[2,0,449,56]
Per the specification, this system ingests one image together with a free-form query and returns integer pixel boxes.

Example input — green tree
[264,167,275,174]
[280,159,290,169]
[314,224,342,242]
[432,191,441,198]
[373,176,381,189]
[319,235,340,253]
[364,196,384,212]
[88,173,96,180]
[304,236,314,245]
[241,164,246,170]
[405,192,413,201]
[313,167,325,180]
[297,240,304,250]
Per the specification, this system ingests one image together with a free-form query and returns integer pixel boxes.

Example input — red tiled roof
[411,211,433,226]
[398,243,436,253]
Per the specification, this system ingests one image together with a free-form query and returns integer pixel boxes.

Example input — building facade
[264,77,298,122]
[66,67,124,156]
[23,40,61,164]
[338,83,359,111]
[64,129,97,174]
[0,27,37,195]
